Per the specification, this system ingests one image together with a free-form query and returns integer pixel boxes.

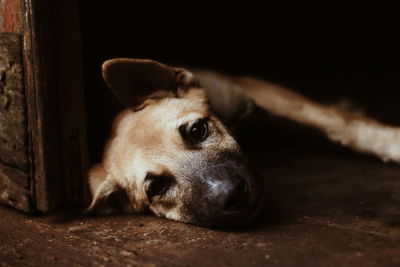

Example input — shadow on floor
[1,146,400,266]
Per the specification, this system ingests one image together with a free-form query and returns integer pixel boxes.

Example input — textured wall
[0,33,32,212]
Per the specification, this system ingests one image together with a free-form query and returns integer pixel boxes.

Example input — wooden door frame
[0,0,88,212]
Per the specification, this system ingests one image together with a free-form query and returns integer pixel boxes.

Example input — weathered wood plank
[1,0,88,213]
[21,0,89,212]
[0,33,33,212]
[21,0,63,213]
[0,0,22,33]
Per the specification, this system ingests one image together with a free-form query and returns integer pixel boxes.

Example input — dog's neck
[192,70,254,125]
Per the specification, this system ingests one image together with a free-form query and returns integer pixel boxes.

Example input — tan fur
[89,89,239,221]
[236,77,400,163]
[88,58,400,226]
[194,71,400,163]
[88,164,107,194]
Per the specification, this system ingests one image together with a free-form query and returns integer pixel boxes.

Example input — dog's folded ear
[86,165,132,214]
[102,58,197,108]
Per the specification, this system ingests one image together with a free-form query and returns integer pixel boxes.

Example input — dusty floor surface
[1,146,400,266]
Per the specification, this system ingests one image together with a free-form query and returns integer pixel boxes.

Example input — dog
[87,58,400,227]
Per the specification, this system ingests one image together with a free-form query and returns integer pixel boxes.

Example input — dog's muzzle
[184,159,264,227]
[212,177,249,212]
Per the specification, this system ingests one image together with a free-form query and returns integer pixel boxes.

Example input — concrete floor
[1,146,400,266]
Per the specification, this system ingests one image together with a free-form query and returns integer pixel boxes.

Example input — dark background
[79,2,400,163]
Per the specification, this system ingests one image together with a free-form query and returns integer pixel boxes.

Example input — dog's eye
[189,119,208,141]
[146,175,172,198]
[179,118,210,146]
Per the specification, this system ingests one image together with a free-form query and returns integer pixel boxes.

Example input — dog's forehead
[144,97,208,122]
[115,97,209,145]
[107,97,211,181]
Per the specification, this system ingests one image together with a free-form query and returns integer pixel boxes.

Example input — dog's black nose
[215,179,249,212]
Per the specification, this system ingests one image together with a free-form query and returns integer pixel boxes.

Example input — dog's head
[88,59,263,227]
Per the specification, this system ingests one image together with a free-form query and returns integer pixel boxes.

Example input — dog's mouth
[242,183,265,224]
[160,157,265,228]
[193,193,264,228]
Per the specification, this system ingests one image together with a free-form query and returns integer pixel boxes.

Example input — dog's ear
[102,58,198,108]
[87,165,131,214]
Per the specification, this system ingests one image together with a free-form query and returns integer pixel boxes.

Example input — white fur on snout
[206,180,230,194]
[204,180,237,208]
[206,180,219,191]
